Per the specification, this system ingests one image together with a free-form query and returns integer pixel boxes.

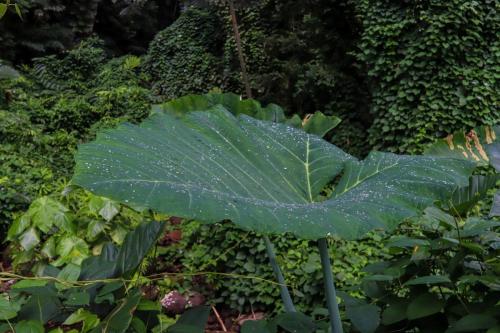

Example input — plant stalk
[227,0,252,98]
[264,236,296,312]
[318,238,343,333]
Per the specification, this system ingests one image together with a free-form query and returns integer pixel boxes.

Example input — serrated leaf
[73,103,474,240]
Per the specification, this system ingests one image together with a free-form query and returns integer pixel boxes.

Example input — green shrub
[356,0,499,153]
[7,186,145,271]
[144,8,225,98]
[161,221,389,314]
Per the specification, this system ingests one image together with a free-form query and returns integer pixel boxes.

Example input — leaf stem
[318,238,343,333]
[264,236,296,312]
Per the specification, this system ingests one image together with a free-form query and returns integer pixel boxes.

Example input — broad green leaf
[486,142,500,171]
[7,214,30,240]
[17,291,61,323]
[241,320,275,333]
[19,228,40,251]
[86,220,106,240]
[96,290,141,333]
[407,293,444,320]
[274,312,316,333]
[12,280,48,289]
[381,300,408,325]
[446,314,497,332]
[54,236,89,266]
[99,200,120,221]
[425,126,499,166]
[0,296,20,320]
[346,303,380,333]
[56,263,81,290]
[73,106,474,240]
[79,222,164,280]
[28,197,73,233]
[0,4,7,19]
[154,93,340,137]
[301,111,341,137]
[63,308,100,333]
[153,93,286,122]
[131,317,147,333]
[14,320,44,333]
[404,275,451,286]
[446,174,499,215]
[166,306,210,333]
[41,237,57,258]
[387,236,430,248]
[14,3,21,20]
[64,291,90,306]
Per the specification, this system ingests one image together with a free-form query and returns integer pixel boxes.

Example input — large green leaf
[425,126,499,166]
[153,93,341,137]
[73,106,474,240]
[486,142,500,217]
[79,221,164,280]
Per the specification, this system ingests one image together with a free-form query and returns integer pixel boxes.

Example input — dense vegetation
[0,0,498,332]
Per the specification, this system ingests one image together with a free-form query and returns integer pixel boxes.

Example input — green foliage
[0,221,167,332]
[161,220,389,314]
[0,39,153,234]
[345,209,500,333]
[144,7,225,99]
[6,187,145,270]
[72,97,474,239]
[356,0,499,153]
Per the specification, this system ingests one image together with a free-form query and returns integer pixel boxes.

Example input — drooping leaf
[94,290,141,333]
[345,303,380,333]
[79,221,164,280]
[73,106,473,240]
[0,4,7,19]
[486,142,500,171]
[491,193,500,217]
[166,306,210,333]
[445,174,499,215]
[425,126,499,166]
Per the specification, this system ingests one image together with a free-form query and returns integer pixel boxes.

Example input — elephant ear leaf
[73,106,474,240]
[152,93,340,137]
[425,125,499,166]
[486,142,500,217]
